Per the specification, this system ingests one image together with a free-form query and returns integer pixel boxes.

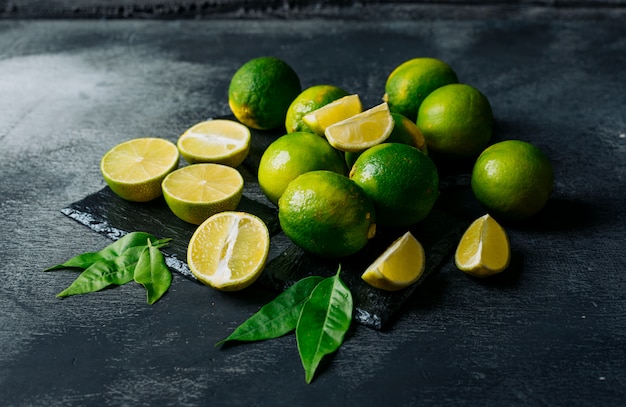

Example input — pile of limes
[100,55,554,292]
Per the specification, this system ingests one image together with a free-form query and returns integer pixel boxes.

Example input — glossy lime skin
[228,56,301,130]
[384,57,458,122]
[350,143,439,227]
[416,83,493,160]
[278,171,376,258]
[471,140,554,221]
[258,132,347,205]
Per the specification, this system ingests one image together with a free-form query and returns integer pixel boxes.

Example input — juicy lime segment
[455,214,510,278]
[361,232,425,291]
[100,137,179,202]
[324,102,394,152]
[162,163,244,225]
[188,211,270,291]
[285,84,350,134]
[302,94,362,136]
[177,120,251,167]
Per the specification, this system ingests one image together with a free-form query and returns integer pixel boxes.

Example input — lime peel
[361,231,425,291]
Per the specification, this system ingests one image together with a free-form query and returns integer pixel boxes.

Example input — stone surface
[0,11,625,406]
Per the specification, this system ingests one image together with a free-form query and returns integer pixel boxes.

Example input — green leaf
[55,246,145,298]
[216,276,324,346]
[133,240,172,305]
[296,267,353,384]
[45,232,160,271]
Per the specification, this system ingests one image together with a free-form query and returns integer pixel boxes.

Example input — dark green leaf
[45,232,159,271]
[296,267,353,384]
[134,241,172,305]
[55,247,145,298]
[216,276,324,346]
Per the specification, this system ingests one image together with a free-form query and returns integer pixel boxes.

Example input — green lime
[278,171,376,258]
[162,164,244,225]
[258,132,347,205]
[228,56,301,130]
[285,84,349,134]
[383,57,458,122]
[349,143,439,227]
[345,112,428,168]
[416,83,493,160]
[471,140,554,221]
[100,138,179,202]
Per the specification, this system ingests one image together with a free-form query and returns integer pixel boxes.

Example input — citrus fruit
[383,57,458,122]
[455,214,510,278]
[278,171,376,258]
[361,231,425,291]
[162,163,244,225]
[349,143,439,227]
[416,83,493,159]
[285,85,350,134]
[324,102,394,152]
[302,94,362,136]
[100,137,179,202]
[176,119,251,167]
[345,112,427,168]
[258,132,347,206]
[187,211,270,291]
[471,140,554,221]
[228,56,301,130]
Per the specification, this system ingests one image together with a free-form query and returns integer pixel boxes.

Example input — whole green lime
[471,140,554,221]
[285,84,349,134]
[228,56,301,130]
[258,132,347,205]
[345,112,428,168]
[278,171,376,258]
[349,143,439,227]
[383,57,458,122]
[416,83,493,160]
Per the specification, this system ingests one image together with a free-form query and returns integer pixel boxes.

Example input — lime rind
[324,102,394,153]
[187,211,270,291]
[100,137,179,202]
[361,231,425,291]
[454,214,510,277]
[177,119,251,167]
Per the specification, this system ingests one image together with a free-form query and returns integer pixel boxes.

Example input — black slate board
[61,116,475,330]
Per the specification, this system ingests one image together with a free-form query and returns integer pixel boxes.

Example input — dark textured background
[2,0,626,19]
[1,2,625,406]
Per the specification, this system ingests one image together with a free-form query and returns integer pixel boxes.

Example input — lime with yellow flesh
[361,231,425,291]
[455,214,510,277]
[302,94,362,136]
[162,163,243,225]
[188,211,270,291]
[177,119,251,167]
[345,112,427,168]
[285,84,350,134]
[324,102,394,153]
[100,137,179,202]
